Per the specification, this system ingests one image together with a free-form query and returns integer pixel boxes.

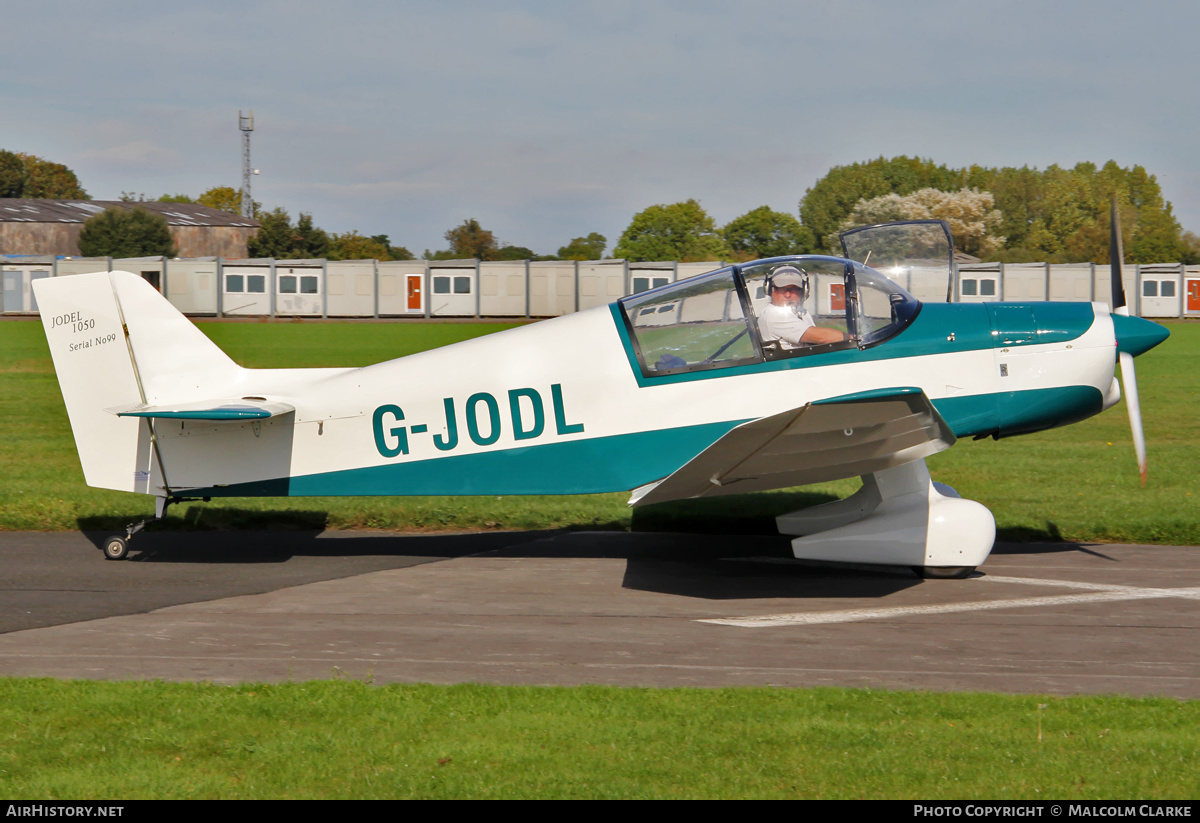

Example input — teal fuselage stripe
[934,385,1103,439]
[186,385,1104,499]
[610,301,1097,387]
[189,419,747,498]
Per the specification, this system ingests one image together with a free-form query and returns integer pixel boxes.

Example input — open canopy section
[839,220,955,303]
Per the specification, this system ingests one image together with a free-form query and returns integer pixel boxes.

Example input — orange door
[407,274,423,311]
[1188,279,1200,313]
[829,283,845,311]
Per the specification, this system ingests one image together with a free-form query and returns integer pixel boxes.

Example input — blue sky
[3,0,1197,256]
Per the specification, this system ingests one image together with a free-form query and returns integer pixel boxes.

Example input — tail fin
[34,271,241,494]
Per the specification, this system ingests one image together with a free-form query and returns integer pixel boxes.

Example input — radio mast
[239,110,255,218]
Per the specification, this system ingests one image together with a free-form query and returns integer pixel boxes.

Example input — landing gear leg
[101,496,201,560]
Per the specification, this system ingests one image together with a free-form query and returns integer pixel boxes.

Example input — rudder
[34,271,241,494]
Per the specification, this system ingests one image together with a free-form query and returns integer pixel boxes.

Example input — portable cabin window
[432,275,471,295]
[247,275,266,294]
[301,275,319,294]
[140,271,161,291]
[225,274,244,293]
[279,275,298,294]
[1143,281,1158,297]
[1161,280,1176,297]
[619,267,757,376]
[959,277,994,297]
[632,275,671,294]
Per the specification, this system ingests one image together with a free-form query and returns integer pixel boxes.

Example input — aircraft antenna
[239,110,255,218]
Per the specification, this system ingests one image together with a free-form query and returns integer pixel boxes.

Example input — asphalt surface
[0,530,1196,696]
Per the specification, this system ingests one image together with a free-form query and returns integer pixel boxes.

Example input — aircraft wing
[629,387,955,507]
[105,399,295,420]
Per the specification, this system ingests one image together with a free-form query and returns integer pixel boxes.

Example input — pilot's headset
[765,265,810,302]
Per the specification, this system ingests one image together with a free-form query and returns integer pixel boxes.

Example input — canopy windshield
[839,220,954,303]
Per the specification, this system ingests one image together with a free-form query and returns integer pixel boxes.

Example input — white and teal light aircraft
[34,220,1168,573]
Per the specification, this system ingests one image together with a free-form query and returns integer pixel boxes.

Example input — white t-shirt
[758,303,815,349]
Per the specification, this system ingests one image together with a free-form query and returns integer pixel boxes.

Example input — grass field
[1,316,1196,542]
[1,679,1197,800]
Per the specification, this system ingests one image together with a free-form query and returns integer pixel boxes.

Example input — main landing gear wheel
[103,536,129,561]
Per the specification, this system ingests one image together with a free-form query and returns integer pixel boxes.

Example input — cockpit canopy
[617,255,921,378]
[839,219,955,304]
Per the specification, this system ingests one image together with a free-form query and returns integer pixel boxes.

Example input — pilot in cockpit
[757,265,848,350]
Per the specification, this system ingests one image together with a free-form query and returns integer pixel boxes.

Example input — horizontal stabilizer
[107,399,295,420]
[630,387,955,507]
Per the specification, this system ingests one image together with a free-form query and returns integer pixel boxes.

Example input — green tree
[840,188,1005,257]
[77,207,177,257]
[1180,231,1200,265]
[557,232,607,260]
[370,235,414,260]
[157,193,195,203]
[329,231,392,261]
[723,206,814,260]
[809,156,1187,263]
[247,208,290,257]
[198,185,258,216]
[17,153,87,198]
[291,213,328,258]
[0,150,89,199]
[247,209,329,258]
[614,200,731,262]
[0,150,28,197]
[800,156,958,250]
[444,218,498,260]
[493,245,538,260]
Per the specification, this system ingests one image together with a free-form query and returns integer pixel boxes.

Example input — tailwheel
[103,536,130,561]
[914,566,975,580]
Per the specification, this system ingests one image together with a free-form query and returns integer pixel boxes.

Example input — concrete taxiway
[0,530,1196,696]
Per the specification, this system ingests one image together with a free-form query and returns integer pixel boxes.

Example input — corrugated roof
[0,200,259,228]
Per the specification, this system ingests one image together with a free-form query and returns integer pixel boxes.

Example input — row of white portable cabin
[2,256,1198,318]
[0,257,715,317]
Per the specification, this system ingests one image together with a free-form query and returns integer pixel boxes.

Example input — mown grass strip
[0,679,1196,800]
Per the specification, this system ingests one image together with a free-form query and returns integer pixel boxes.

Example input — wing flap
[630,387,955,507]
[106,399,295,420]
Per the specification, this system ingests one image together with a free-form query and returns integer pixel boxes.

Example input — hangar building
[0,200,259,258]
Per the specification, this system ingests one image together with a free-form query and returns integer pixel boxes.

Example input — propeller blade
[1110,197,1146,486]
[1119,351,1147,487]
[1110,198,1127,312]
